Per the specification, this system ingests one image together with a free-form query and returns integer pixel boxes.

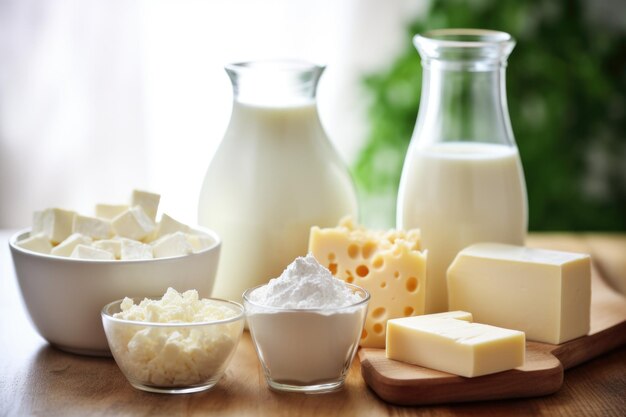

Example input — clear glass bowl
[243,283,370,393]
[101,297,244,394]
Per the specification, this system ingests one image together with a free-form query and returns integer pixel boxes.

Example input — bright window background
[0,0,424,228]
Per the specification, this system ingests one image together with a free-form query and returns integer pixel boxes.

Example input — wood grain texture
[359,234,626,406]
[1,232,625,416]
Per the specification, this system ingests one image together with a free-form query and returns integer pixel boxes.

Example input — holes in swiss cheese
[372,307,386,319]
[347,244,359,259]
[356,264,369,277]
[406,276,418,292]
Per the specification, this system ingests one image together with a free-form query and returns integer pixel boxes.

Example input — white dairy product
[93,239,122,259]
[73,214,112,240]
[112,206,156,241]
[131,189,161,221]
[16,233,53,254]
[51,233,93,257]
[120,238,153,260]
[96,204,129,220]
[186,233,214,253]
[24,190,212,261]
[397,142,527,312]
[107,288,243,387]
[245,255,368,386]
[248,254,362,309]
[70,244,115,260]
[33,208,76,244]
[199,101,358,303]
[151,232,193,259]
[154,213,190,240]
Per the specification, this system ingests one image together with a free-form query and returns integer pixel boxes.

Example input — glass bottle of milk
[199,60,358,302]
[397,29,528,313]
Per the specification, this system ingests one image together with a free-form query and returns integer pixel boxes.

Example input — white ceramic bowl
[102,296,244,394]
[9,228,221,356]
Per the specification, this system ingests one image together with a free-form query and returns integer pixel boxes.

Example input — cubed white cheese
[152,232,193,258]
[92,239,122,259]
[73,214,112,240]
[95,204,129,220]
[112,206,156,241]
[70,244,115,260]
[120,238,153,260]
[185,233,214,252]
[131,189,160,221]
[16,233,53,254]
[51,233,93,257]
[153,213,190,240]
[32,208,76,244]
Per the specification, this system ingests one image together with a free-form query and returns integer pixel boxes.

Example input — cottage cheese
[107,288,243,387]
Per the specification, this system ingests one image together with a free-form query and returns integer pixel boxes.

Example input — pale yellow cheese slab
[386,311,525,378]
[447,243,591,344]
[309,217,426,348]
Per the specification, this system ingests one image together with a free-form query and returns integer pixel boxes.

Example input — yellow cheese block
[448,243,591,344]
[386,311,525,378]
[309,217,426,348]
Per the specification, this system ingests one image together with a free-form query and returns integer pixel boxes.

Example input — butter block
[32,208,76,244]
[95,204,129,220]
[386,311,525,377]
[92,239,122,259]
[309,217,426,348]
[151,232,193,258]
[112,206,156,241]
[120,238,153,260]
[131,189,160,221]
[51,233,93,257]
[186,233,214,253]
[16,233,53,254]
[70,244,115,260]
[448,243,591,344]
[73,214,112,240]
[153,213,190,240]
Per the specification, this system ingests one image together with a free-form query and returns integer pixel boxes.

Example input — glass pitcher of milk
[397,29,528,313]
[199,60,358,302]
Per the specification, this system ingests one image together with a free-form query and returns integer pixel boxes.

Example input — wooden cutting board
[359,241,626,406]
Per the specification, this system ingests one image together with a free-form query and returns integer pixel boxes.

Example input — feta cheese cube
[95,204,129,220]
[70,244,115,260]
[16,233,53,254]
[73,214,112,240]
[32,208,76,244]
[92,239,122,259]
[185,233,214,252]
[153,213,190,240]
[120,238,153,260]
[112,206,156,241]
[51,233,93,257]
[152,232,193,258]
[131,189,160,221]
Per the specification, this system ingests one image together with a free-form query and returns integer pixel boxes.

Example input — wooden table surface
[1,231,625,416]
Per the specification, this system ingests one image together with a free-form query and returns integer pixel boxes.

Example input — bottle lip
[225,59,325,75]
[225,59,325,105]
[414,29,515,69]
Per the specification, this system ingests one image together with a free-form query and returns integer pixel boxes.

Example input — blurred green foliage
[354,0,626,231]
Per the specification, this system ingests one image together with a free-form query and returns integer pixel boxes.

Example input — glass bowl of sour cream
[243,255,370,394]
[102,288,244,394]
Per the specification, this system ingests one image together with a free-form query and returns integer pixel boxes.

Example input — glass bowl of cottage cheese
[102,288,244,394]
[243,254,370,393]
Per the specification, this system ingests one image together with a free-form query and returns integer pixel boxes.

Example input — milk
[397,142,527,313]
[198,101,357,302]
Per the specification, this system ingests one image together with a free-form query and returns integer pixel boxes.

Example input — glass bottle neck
[225,60,324,107]
[413,29,516,148]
